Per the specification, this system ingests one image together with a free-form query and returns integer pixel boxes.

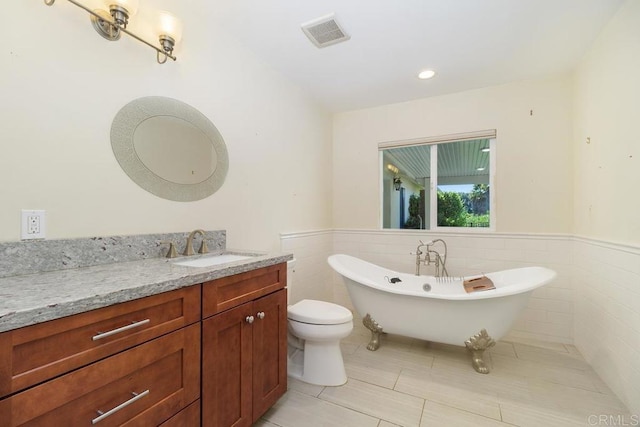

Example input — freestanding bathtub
[328,254,557,373]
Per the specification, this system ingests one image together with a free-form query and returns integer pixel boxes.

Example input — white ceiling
[207,0,624,112]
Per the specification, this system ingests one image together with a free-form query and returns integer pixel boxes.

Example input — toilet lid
[287,299,353,325]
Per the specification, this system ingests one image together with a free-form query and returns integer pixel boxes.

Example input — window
[380,130,495,230]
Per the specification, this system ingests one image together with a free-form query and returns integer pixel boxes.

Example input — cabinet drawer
[0,285,200,397]
[0,323,200,427]
[159,399,200,427]
[202,264,286,318]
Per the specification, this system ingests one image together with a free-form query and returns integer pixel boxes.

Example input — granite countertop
[0,250,293,333]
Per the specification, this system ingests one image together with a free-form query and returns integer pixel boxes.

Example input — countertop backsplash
[0,230,226,279]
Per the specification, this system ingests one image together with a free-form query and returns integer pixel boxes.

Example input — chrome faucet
[414,239,449,277]
[184,229,208,256]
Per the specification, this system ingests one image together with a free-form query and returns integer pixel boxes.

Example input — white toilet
[286,261,353,386]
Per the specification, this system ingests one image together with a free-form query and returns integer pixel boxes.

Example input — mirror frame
[111,96,229,202]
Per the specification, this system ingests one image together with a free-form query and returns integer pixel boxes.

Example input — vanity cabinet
[0,324,200,426]
[0,285,200,397]
[160,400,201,427]
[0,286,201,426]
[201,264,287,427]
[0,261,288,427]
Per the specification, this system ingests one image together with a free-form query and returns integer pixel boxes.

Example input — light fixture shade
[104,0,139,16]
[158,11,183,43]
[418,69,436,80]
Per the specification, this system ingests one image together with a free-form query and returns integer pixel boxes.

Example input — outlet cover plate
[21,209,46,240]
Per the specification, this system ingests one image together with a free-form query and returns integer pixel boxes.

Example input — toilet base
[287,347,304,380]
[287,341,347,386]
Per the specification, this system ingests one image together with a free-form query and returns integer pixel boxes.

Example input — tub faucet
[414,242,427,275]
[184,229,208,256]
[414,239,449,277]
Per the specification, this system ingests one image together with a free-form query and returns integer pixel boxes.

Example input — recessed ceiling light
[418,69,436,80]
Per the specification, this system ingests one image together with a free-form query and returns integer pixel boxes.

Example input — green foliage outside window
[404,194,422,229]
[437,191,467,226]
[438,184,490,227]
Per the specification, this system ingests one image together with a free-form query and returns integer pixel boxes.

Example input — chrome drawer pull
[92,319,150,341]
[91,389,150,424]
[245,315,255,324]
[256,311,265,320]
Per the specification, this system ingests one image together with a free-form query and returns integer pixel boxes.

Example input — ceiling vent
[301,13,350,48]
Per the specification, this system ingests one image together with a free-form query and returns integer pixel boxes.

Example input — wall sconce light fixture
[393,177,402,191]
[43,0,182,64]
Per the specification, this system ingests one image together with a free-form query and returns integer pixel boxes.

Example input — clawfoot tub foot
[363,313,384,351]
[464,329,496,374]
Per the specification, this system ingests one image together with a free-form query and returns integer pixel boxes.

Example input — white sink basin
[172,254,253,268]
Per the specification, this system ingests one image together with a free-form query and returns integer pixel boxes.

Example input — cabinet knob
[256,311,265,320]
[245,316,255,324]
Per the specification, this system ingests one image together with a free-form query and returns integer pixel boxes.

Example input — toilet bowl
[287,299,353,386]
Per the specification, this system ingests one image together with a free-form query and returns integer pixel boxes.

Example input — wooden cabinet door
[251,289,287,422]
[202,302,253,427]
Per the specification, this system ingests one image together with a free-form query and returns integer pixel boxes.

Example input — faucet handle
[199,239,209,254]
[183,239,195,256]
[161,241,178,259]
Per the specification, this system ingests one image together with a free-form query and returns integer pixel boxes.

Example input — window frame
[379,130,496,232]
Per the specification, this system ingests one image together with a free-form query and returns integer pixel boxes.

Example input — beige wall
[572,0,640,413]
[573,0,640,245]
[0,1,332,252]
[333,77,573,233]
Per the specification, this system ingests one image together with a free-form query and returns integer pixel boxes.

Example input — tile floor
[257,318,633,427]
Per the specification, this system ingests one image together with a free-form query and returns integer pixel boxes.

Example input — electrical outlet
[27,215,40,234]
[21,210,46,240]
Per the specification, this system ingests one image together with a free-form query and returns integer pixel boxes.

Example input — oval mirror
[111,96,229,201]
